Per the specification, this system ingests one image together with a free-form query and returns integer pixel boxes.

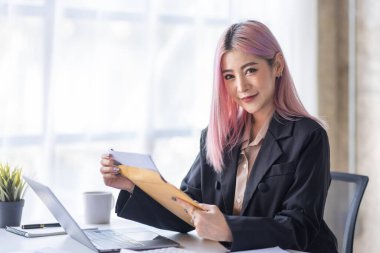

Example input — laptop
[23,176,180,252]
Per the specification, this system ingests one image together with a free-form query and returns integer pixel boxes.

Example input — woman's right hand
[100,154,135,193]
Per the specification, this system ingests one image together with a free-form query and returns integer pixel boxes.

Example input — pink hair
[206,20,326,172]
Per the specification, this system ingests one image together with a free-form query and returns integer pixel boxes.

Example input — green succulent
[0,163,27,202]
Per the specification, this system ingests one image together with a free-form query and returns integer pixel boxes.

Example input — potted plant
[0,162,27,228]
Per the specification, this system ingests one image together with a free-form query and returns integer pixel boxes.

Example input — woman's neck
[251,108,274,137]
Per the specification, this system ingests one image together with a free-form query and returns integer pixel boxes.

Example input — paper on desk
[7,248,72,253]
[235,246,290,252]
[120,246,289,253]
[109,150,203,226]
[121,247,195,253]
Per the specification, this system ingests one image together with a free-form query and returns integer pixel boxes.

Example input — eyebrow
[221,61,258,74]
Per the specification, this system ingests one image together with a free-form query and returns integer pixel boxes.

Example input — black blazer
[115,115,338,252]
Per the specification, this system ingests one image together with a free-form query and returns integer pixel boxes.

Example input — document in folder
[110,150,203,226]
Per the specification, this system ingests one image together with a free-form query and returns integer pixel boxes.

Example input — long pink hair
[206,20,325,172]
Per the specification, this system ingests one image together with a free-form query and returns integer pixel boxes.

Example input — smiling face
[221,49,282,122]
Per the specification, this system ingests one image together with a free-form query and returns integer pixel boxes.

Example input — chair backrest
[324,171,369,253]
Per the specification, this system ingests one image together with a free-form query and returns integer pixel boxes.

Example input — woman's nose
[236,77,249,92]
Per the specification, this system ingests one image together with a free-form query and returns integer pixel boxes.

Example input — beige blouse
[232,115,272,215]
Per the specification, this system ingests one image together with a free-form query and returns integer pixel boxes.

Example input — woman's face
[221,49,280,120]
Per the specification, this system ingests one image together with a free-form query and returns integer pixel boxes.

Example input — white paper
[236,246,289,252]
[110,150,158,172]
[121,247,195,253]
[8,248,71,253]
[120,246,289,253]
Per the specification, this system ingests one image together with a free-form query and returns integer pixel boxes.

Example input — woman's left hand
[174,198,233,242]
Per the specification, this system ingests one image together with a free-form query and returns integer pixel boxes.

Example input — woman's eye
[245,68,257,74]
[224,74,234,80]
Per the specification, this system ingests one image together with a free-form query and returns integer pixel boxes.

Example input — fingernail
[113,167,120,172]
[171,196,177,201]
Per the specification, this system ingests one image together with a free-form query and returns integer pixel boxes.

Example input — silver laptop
[24,176,179,252]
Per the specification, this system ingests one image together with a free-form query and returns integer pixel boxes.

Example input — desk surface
[0,195,302,253]
[0,189,229,253]
[0,217,228,253]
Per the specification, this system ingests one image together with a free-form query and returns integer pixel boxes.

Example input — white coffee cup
[83,191,114,224]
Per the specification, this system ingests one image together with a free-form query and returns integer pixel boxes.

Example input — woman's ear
[274,53,284,77]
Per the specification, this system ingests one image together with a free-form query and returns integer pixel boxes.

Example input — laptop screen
[24,176,99,252]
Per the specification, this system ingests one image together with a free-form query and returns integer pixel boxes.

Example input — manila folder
[118,165,202,226]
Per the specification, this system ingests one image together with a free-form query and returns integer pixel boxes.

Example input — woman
[100,20,338,252]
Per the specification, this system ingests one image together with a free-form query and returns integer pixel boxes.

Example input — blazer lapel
[240,116,293,214]
[220,144,241,215]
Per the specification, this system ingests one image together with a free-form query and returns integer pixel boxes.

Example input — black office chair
[324,171,369,253]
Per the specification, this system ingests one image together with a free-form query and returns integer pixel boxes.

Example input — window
[0,0,317,207]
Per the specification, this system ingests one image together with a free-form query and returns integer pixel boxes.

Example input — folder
[110,150,203,226]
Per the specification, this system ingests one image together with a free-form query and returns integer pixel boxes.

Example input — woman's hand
[100,154,135,192]
[175,198,233,242]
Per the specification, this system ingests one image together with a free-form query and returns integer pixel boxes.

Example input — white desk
[0,217,228,253]
[0,194,302,253]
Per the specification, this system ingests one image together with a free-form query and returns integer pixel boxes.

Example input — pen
[21,223,61,229]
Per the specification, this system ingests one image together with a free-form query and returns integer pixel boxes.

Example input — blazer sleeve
[115,187,192,232]
[225,127,331,251]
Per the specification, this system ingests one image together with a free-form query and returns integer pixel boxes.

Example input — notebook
[23,176,179,252]
[6,225,97,238]
[6,225,66,237]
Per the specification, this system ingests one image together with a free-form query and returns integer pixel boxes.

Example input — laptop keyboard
[85,229,143,249]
